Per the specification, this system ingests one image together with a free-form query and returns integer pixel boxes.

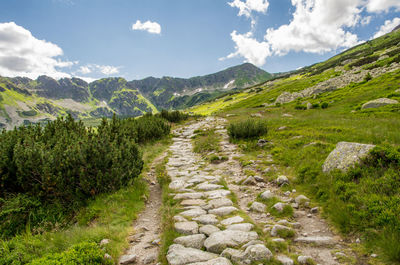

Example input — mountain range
[0,63,272,129]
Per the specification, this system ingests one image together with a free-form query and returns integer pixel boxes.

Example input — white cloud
[228,0,269,18]
[365,0,400,13]
[361,16,372,26]
[265,0,362,56]
[373,17,400,38]
[78,65,91,74]
[220,31,271,66]
[96,65,119,75]
[132,20,161,34]
[0,22,74,79]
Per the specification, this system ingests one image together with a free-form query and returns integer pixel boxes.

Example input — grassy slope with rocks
[189,30,400,264]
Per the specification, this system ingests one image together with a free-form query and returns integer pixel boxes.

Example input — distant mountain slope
[130,63,272,109]
[0,63,271,129]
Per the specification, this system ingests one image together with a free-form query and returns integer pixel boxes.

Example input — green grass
[192,129,221,154]
[0,137,171,264]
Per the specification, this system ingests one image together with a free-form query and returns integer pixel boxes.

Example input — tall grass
[228,119,268,140]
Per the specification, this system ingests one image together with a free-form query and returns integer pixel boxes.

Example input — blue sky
[0,0,399,81]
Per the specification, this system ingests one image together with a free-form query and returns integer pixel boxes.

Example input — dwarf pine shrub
[228,119,268,140]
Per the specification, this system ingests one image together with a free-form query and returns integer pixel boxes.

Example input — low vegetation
[228,119,268,140]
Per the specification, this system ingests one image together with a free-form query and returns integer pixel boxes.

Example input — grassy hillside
[188,30,400,263]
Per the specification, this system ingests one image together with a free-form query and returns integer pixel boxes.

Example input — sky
[0,0,399,82]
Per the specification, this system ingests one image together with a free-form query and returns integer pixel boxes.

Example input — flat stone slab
[221,216,244,226]
[207,198,233,209]
[209,206,238,216]
[180,208,207,217]
[294,236,335,246]
[226,223,254,232]
[196,183,223,191]
[188,257,233,265]
[175,221,199,235]
[181,199,206,206]
[119,254,137,265]
[167,244,218,265]
[204,230,258,253]
[204,189,231,199]
[174,192,204,200]
[199,225,220,236]
[174,234,206,249]
[192,214,219,225]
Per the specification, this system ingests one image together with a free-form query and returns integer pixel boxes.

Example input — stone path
[165,117,357,265]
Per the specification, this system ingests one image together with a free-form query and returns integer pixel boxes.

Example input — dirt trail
[119,153,166,265]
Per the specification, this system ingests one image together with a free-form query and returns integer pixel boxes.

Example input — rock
[104,253,112,260]
[371,253,378,258]
[180,208,207,217]
[175,221,199,235]
[196,183,223,191]
[143,253,157,264]
[361,98,398,109]
[294,236,335,246]
[251,113,262,117]
[169,179,188,191]
[257,139,268,147]
[276,255,294,265]
[119,254,137,264]
[199,225,220,236]
[166,244,218,265]
[242,244,272,262]
[221,216,244,226]
[241,240,264,249]
[283,191,291,196]
[181,199,206,206]
[298,256,314,265]
[207,197,233,209]
[100,239,110,246]
[174,234,206,249]
[204,189,231,199]
[250,202,266,213]
[322,141,375,173]
[226,223,254,232]
[306,102,313,110]
[272,238,285,243]
[193,214,219,225]
[271,225,294,237]
[189,257,233,265]
[260,190,275,200]
[276,175,289,185]
[254,175,264,182]
[277,126,287,131]
[356,238,361,243]
[282,113,293,117]
[209,206,238,216]
[174,192,204,200]
[291,203,299,209]
[295,195,310,204]
[243,176,257,185]
[220,248,245,262]
[273,202,287,212]
[310,207,318,213]
[173,215,188,222]
[277,219,291,226]
[204,230,258,253]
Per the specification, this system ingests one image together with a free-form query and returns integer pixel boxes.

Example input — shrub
[363,72,372,82]
[228,119,268,140]
[312,103,320,108]
[295,104,307,110]
[321,102,329,109]
[28,242,112,265]
[159,110,189,123]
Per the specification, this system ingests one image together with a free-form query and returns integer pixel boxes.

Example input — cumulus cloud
[373,17,400,38]
[0,22,74,79]
[96,65,119,75]
[77,64,120,76]
[365,0,400,13]
[229,0,269,27]
[265,0,362,55]
[132,20,161,34]
[78,65,91,74]
[220,31,271,66]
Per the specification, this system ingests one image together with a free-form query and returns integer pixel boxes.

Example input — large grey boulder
[260,190,275,200]
[361,98,398,109]
[204,230,258,253]
[322,141,375,173]
[166,244,218,265]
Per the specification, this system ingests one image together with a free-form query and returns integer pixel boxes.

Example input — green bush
[312,103,320,108]
[28,242,112,265]
[295,104,307,110]
[321,102,329,109]
[228,119,268,140]
[158,110,189,123]
[0,114,170,238]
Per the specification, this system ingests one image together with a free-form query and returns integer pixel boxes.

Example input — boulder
[270,225,294,237]
[260,190,275,200]
[322,141,375,173]
[272,202,287,212]
[166,244,218,265]
[295,195,310,204]
[119,254,137,265]
[221,216,244,226]
[276,255,294,265]
[242,244,272,262]
[174,234,206,249]
[192,214,219,225]
[250,202,266,213]
[204,230,258,253]
[175,221,199,235]
[361,98,398,109]
[226,223,254,232]
[207,197,233,209]
[276,175,289,185]
[243,176,257,185]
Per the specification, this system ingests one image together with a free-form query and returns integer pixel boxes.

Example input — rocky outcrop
[322,141,375,173]
[361,98,398,109]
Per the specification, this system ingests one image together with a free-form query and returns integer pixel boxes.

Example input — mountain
[0,63,272,129]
